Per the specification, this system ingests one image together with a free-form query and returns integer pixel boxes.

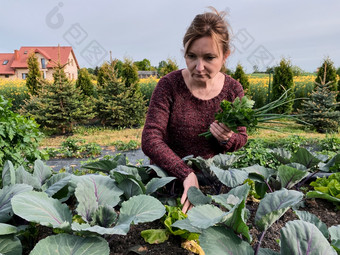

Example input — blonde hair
[183,7,231,56]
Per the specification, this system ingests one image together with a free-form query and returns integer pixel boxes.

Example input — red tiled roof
[0,53,15,74]
[0,46,79,75]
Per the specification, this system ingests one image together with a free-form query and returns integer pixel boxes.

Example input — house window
[22,73,28,79]
[2,60,9,65]
[41,58,46,69]
[5,74,9,78]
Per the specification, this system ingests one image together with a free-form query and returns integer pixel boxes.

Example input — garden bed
[104,186,339,254]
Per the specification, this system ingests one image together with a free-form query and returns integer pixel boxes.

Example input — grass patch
[40,126,144,150]
[40,121,339,150]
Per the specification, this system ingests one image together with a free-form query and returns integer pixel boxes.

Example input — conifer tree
[96,62,146,127]
[232,63,249,92]
[299,64,340,133]
[76,68,95,97]
[26,51,42,95]
[22,60,94,134]
[316,57,338,92]
[121,58,139,87]
[271,58,295,113]
[97,62,114,87]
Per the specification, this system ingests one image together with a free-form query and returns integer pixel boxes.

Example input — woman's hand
[209,120,233,144]
[181,172,199,214]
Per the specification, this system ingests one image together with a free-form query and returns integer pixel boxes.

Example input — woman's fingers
[210,121,233,142]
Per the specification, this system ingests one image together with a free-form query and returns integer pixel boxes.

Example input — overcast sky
[1,0,339,73]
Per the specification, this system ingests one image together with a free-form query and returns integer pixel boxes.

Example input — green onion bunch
[199,89,305,138]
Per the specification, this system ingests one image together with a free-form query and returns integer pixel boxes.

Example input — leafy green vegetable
[307,172,340,208]
[200,89,303,137]
[141,205,199,245]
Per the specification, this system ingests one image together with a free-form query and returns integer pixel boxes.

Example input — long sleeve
[142,70,248,182]
[142,75,194,181]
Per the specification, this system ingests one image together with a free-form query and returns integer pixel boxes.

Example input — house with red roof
[0,46,79,80]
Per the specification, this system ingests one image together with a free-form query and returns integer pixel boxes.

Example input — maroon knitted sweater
[141,70,248,181]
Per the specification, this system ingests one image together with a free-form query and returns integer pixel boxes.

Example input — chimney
[14,50,19,60]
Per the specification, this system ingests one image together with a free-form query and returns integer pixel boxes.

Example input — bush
[76,68,95,97]
[298,66,340,133]
[96,62,146,127]
[316,57,338,92]
[271,58,295,113]
[139,76,158,106]
[0,95,46,169]
[21,62,95,134]
[232,63,249,92]
[0,79,29,112]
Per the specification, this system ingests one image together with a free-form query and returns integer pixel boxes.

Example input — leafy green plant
[229,139,280,169]
[141,205,199,244]
[199,89,303,137]
[0,95,47,169]
[111,140,140,151]
[45,137,102,158]
[306,172,340,208]
[0,158,168,254]
[271,58,295,114]
[170,185,308,255]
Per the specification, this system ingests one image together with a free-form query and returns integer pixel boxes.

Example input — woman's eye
[186,54,196,59]
[206,56,216,61]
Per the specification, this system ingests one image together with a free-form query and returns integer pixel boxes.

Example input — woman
[142,8,248,213]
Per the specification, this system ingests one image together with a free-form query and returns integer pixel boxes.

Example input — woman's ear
[223,49,231,63]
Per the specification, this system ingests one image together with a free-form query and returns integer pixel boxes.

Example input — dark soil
[106,185,340,254]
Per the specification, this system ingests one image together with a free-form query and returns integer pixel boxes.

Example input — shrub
[120,58,139,87]
[21,61,95,134]
[0,79,29,111]
[316,57,338,92]
[76,68,95,97]
[26,51,42,95]
[232,63,250,92]
[271,58,295,113]
[299,65,340,133]
[0,95,46,168]
[139,76,158,106]
[96,62,146,127]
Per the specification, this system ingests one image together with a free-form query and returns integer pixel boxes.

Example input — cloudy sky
[1,0,339,73]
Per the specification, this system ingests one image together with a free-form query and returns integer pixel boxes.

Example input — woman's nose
[195,59,204,71]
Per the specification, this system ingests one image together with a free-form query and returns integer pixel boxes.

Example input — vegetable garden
[1,135,340,254]
[1,63,340,254]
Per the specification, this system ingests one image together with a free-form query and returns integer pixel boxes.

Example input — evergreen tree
[158,58,178,77]
[96,62,146,127]
[299,65,340,133]
[121,58,139,87]
[271,58,295,113]
[97,62,115,87]
[22,61,94,134]
[315,57,338,92]
[76,68,95,97]
[26,51,42,95]
[232,63,250,92]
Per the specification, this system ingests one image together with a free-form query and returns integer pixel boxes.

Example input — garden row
[0,137,339,254]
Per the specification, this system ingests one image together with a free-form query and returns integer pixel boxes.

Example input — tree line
[24,51,340,134]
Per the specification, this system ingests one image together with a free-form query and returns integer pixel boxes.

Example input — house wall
[64,53,78,80]
[0,74,16,80]
[2,52,79,81]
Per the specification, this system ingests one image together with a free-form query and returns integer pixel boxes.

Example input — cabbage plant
[0,159,171,254]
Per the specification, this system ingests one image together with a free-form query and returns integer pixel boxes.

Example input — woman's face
[185,36,227,83]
